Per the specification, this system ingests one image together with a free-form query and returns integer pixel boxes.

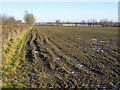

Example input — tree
[92,19,97,27]
[24,11,35,25]
[100,19,108,27]
[87,19,92,26]
[94,19,97,26]
[56,19,60,26]
[92,19,95,27]
[81,20,85,26]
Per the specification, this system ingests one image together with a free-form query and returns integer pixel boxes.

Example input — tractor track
[17,26,119,88]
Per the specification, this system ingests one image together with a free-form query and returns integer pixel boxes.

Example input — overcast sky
[1,2,118,22]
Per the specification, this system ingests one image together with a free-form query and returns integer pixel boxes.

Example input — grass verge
[2,25,33,87]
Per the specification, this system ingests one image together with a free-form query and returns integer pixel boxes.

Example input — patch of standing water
[77,63,84,67]
[100,49,105,53]
[103,87,106,89]
[77,38,81,40]
[58,74,60,76]
[35,50,40,54]
[56,56,63,60]
[57,74,62,76]
[99,40,109,43]
[92,46,105,53]
[92,38,110,44]
[92,38,98,41]
[75,61,85,68]
[97,85,100,87]
[71,70,79,75]
[71,71,75,74]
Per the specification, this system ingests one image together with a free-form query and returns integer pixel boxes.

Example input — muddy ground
[15,26,119,88]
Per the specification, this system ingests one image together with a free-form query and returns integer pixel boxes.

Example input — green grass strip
[2,25,33,87]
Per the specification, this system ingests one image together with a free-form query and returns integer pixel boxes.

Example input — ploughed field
[15,26,119,88]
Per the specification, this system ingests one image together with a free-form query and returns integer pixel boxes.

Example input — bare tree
[94,19,97,26]
[100,19,108,27]
[87,19,92,26]
[81,20,85,26]
[24,11,35,25]
[92,19,95,27]
[90,19,95,27]
[56,19,60,26]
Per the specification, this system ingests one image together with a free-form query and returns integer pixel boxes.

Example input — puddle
[71,71,79,75]
[57,74,61,76]
[100,49,105,53]
[75,61,84,67]
[57,57,61,60]
[71,71,75,74]
[77,63,83,67]
[92,38,98,41]
[97,85,100,87]
[92,47,105,53]
[56,56,63,60]
[35,50,40,54]
[99,40,109,43]
[77,38,81,40]
[103,87,106,89]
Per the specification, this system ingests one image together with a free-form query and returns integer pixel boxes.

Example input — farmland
[2,25,119,88]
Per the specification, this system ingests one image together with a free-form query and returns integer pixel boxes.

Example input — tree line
[55,19,120,27]
[1,12,119,27]
[1,11,35,25]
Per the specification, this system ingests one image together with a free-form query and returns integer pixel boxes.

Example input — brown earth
[15,26,119,88]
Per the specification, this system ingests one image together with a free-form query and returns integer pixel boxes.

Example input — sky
[1,2,118,22]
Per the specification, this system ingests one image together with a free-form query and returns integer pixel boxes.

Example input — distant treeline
[36,19,120,27]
